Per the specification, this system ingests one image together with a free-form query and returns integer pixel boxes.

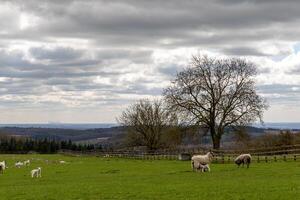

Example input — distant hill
[0,125,296,147]
[0,123,117,130]
[0,126,125,142]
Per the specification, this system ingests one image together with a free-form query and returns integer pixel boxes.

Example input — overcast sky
[0,0,300,123]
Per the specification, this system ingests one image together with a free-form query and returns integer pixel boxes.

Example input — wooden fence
[59,144,300,163]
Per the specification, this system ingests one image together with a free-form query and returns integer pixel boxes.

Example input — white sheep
[0,161,6,173]
[0,161,6,174]
[191,151,214,171]
[31,167,42,178]
[15,161,24,168]
[23,160,30,166]
[234,154,252,168]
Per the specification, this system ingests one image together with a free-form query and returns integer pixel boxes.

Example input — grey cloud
[257,84,300,94]
[222,47,271,57]
[29,46,84,61]
[3,0,300,48]
[158,64,184,77]
[286,65,300,74]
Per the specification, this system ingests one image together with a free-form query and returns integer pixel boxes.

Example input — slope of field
[0,154,299,200]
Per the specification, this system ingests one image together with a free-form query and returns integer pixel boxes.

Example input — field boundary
[58,144,300,163]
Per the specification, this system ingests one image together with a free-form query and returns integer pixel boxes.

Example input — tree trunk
[210,126,221,149]
[212,137,221,149]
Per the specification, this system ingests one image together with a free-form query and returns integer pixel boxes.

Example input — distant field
[0,154,299,200]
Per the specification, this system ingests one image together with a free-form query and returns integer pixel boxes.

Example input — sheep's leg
[191,161,195,172]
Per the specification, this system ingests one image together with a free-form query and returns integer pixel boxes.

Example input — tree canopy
[164,55,268,149]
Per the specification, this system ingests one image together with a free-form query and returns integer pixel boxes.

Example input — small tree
[118,99,177,151]
[164,55,268,149]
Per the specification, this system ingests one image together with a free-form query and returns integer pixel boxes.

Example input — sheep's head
[235,159,242,166]
[208,150,214,157]
[207,151,214,161]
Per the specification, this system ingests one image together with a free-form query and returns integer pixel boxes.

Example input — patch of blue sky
[293,42,300,53]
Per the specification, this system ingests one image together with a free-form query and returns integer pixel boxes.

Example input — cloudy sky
[0,0,300,123]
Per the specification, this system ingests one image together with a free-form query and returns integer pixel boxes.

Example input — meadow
[0,154,299,200]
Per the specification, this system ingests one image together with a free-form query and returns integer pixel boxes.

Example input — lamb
[0,161,6,174]
[192,161,210,172]
[234,154,252,168]
[23,160,30,166]
[31,167,42,178]
[15,161,24,168]
[191,151,214,171]
[0,161,6,173]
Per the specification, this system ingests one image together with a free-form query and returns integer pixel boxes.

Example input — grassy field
[0,154,299,200]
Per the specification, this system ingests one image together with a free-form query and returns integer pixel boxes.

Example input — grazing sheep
[235,154,252,168]
[0,161,6,173]
[23,160,30,166]
[31,167,42,178]
[59,160,67,164]
[15,161,24,168]
[191,151,214,171]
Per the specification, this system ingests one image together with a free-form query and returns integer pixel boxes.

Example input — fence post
[274,156,277,162]
[257,156,260,163]
[294,155,296,161]
[227,155,231,163]
[283,155,286,161]
[265,156,268,163]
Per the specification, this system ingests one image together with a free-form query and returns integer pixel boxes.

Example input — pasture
[0,154,299,200]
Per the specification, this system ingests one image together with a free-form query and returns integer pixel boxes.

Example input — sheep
[23,160,30,166]
[0,161,6,173]
[31,167,42,178]
[59,160,67,164]
[234,154,252,168]
[191,151,214,171]
[15,161,24,168]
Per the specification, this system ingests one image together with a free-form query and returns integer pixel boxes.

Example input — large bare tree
[118,99,177,151]
[164,55,268,149]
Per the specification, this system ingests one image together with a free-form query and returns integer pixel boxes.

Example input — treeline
[0,136,101,153]
[233,130,300,149]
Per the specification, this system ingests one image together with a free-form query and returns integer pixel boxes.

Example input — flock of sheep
[0,159,68,178]
[0,159,42,178]
[0,152,251,177]
[191,151,252,172]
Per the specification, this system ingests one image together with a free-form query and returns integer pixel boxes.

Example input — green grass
[0,154,300,200]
